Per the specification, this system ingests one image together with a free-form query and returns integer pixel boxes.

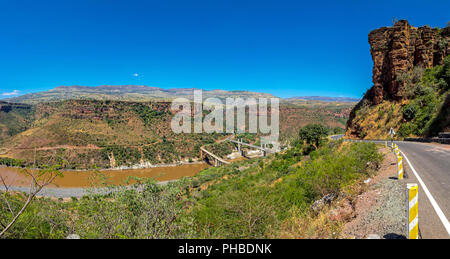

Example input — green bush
[72,181,191,238]
[0,157,26,167]
[397,55,450,137]
[298,124,328,150]
[0,194,70,239]
[402,103,418,120]
[398,123,415,138]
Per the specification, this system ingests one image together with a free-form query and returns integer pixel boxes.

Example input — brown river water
[0,163,210,188]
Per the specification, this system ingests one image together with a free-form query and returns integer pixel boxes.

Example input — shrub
[398,123,415,137]
[298,124,328,150]
[402,103,418,120]
[73,180,192,238]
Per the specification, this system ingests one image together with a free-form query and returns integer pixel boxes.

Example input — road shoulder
[342,147,407,239]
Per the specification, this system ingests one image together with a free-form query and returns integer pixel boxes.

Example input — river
[0,162,210,188]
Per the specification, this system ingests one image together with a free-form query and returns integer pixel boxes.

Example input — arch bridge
[199,146,230,167]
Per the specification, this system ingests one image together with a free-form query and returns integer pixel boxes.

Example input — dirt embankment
[342,146,407,238]
[322,146,407,239]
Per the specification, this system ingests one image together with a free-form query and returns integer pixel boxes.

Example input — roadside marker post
[397,155,404,180]
[407,183,419,239]
[401,150,450,236]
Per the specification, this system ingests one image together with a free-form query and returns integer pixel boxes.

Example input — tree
[0,149,64,238]
[0,167,62,237]
[332,127,345,135]
[298,124,328,150]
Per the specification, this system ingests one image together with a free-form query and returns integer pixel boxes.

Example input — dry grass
[352,100,405,139]
[275,207,344,239]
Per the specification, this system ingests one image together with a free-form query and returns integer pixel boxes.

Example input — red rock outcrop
[346,20,450,138]
[368,20,450,104]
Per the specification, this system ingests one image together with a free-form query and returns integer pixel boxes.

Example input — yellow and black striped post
[407,183,419,239]
[397,155,404,180]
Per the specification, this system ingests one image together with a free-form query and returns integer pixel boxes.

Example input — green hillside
[0,101,34,145]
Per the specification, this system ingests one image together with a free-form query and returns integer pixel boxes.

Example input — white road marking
[400,150,450,236]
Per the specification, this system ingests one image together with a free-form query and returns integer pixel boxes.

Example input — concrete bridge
[199,137,272,167]
[200,146,230,167]
[227,138,271,157]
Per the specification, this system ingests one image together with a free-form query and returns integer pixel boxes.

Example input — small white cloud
[1,90,20,96]
[132,73,139,77]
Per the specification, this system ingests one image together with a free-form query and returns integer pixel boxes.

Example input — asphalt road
[345,138,450,238]
[396,141,450,238]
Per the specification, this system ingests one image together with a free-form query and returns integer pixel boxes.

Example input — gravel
[343,147,408,239]
[362,178,407,239]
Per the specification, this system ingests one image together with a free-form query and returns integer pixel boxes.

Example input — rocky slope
[346,20,450,138]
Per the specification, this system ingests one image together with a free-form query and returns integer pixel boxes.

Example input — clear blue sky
[1,0,449,99]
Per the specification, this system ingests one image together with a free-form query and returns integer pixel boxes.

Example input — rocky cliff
[346,20,450,138]
[368,20,450,104]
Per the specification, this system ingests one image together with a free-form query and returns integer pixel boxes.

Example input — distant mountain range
[3,85,276,104]
[286,96,360,102]
[2,85,360,104]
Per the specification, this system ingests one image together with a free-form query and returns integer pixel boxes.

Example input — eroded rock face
[346,20,450,138]
[369,20,449,104]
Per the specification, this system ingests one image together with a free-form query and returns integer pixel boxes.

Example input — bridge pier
[231,138,270,158]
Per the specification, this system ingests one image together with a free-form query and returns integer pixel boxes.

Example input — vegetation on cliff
[397,56,450,137]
